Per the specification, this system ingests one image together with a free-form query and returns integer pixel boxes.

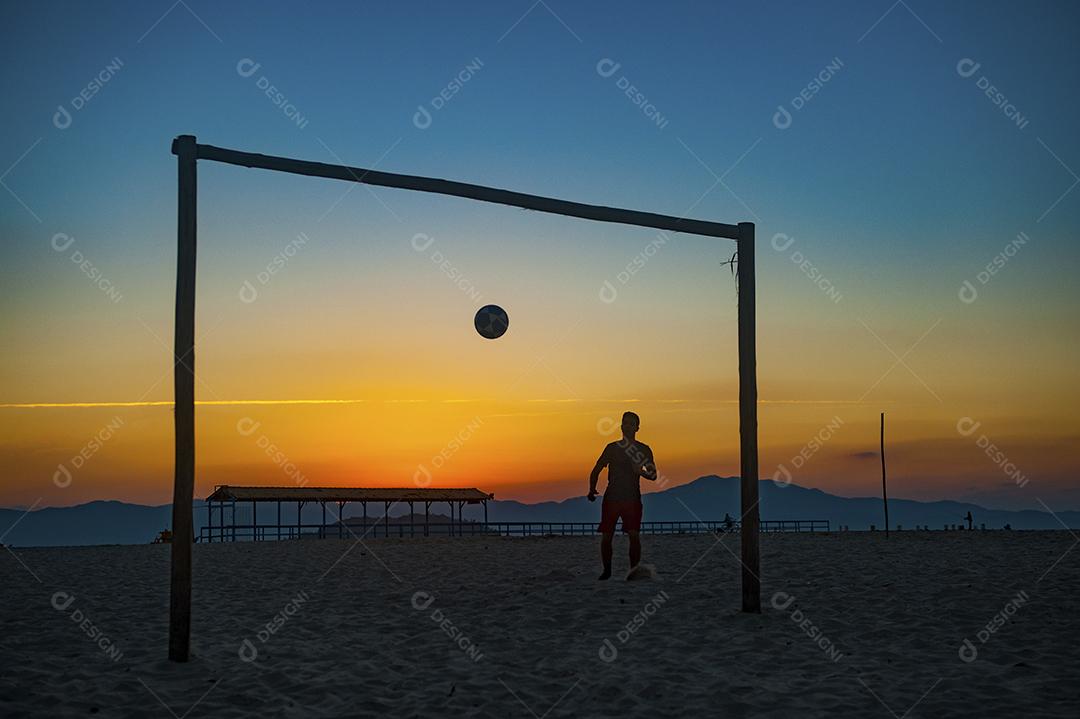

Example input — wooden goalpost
[168,134,760,662]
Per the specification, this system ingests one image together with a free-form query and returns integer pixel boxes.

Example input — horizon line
[0,398,876,409]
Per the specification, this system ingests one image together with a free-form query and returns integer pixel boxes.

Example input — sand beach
[1,530,1077,717]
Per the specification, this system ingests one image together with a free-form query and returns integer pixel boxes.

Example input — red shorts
[599,499,643,534]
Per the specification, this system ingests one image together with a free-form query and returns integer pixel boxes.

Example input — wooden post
[168,134,197,662]
[252,500,257,541]
[737,222,761,614]
[880,412,889,538]
[194,142,740,241]
[425,501,430,537]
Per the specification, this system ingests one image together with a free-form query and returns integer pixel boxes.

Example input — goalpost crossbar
[186,140,742,241]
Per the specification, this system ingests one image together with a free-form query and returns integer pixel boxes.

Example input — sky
[1,0,1078,513]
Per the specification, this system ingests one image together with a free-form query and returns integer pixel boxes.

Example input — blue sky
[3,1,1078,306]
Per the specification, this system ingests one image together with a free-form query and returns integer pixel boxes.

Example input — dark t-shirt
[597,439,653,501]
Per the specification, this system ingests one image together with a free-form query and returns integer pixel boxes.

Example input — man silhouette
[588,411,657,580]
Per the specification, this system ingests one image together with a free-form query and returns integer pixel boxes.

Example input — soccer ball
[474,304,509,340]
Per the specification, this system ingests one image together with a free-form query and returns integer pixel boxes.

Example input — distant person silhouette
[964,510,974,530]
[588,411,657,580]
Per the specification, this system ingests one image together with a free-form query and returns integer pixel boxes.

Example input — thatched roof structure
[205,485,493,504]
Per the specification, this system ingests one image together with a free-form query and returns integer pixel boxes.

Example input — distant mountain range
[1,476,1076,547]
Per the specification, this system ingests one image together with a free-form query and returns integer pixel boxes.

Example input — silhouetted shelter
[204,485,493,542]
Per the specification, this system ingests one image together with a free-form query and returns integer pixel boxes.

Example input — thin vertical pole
[425,501,430,537]
[252,500,257,541]
[321,501,326,539]
[881,412,889,538]
[736,222,761,614]
[169,134,197,662]
[297,501,302,538]
[409,501,415,537]
[384,502,390,538]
